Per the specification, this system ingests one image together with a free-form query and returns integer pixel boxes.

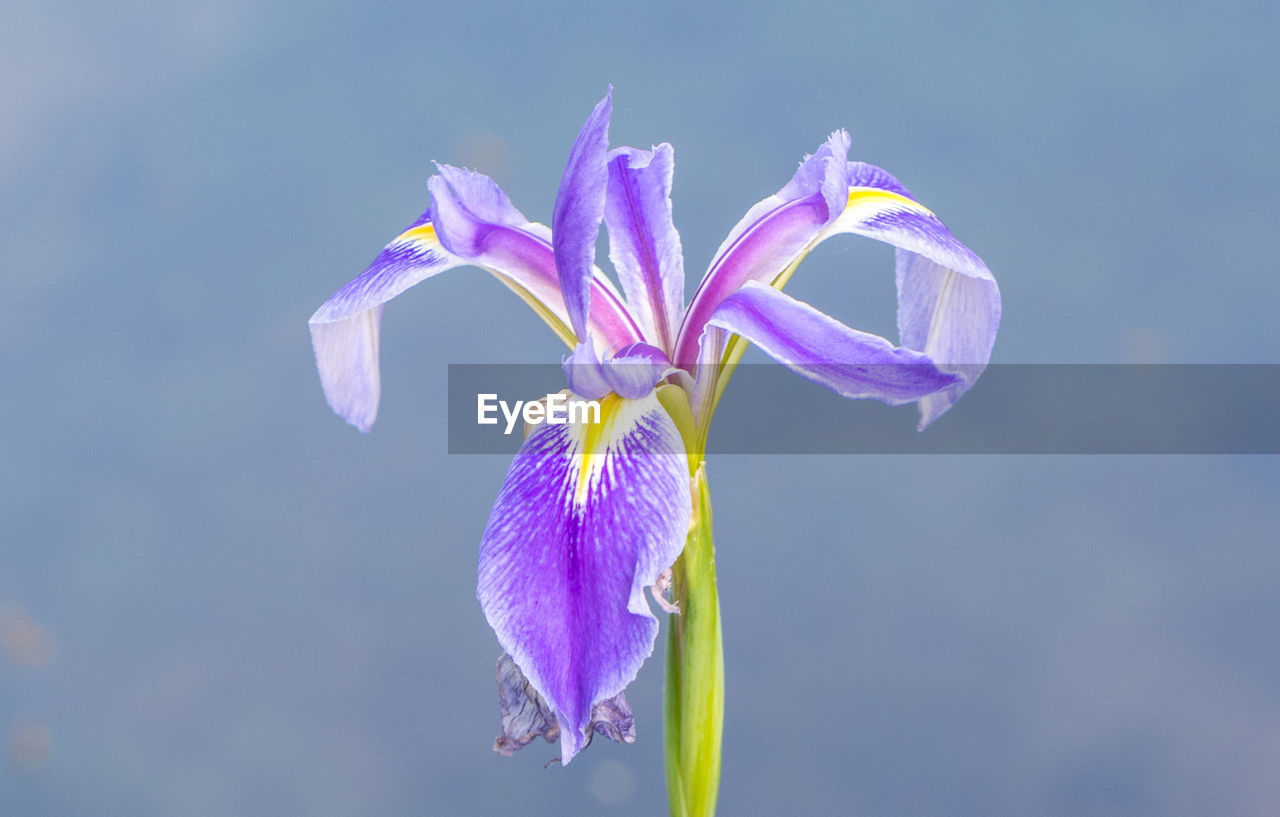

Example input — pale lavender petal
[609,342,671,366]
[679,141,999,425]
[895,250,1000,427]
[825,166,1001,425]
[600,343,673,399]
[428,166,528,256]
[553,90,613,341]
[563,341,611,400]
[308,214,464,431]
[674,132,852,365]
[705,282,960,406]
[435,163,528,229]
[563,342,672,400]
[846,160,911,197]
[477,391,690,764]
[778,130,852,227]
[831,170,993,284]
[604,144,685,353]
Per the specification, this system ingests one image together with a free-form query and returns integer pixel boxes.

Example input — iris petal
[604,144,686,354]
[895,250,1000,426]
[705,282,961,409]
[564,341,674,401]
[309,215,464,431]
[674,132,851,365]
[825,164,1000,425]
[675,135,998,425]
[477,390,691,763]
[552,89,613,342]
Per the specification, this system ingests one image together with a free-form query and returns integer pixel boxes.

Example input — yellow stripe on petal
[558,391,683,509]
[844,186,936,220]
[394,222,439,245]
[572,392,623,506]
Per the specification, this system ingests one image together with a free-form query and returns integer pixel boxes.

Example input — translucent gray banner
[447,364,1280,454]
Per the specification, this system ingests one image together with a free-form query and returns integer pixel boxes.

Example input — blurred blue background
[3,0,1279,814]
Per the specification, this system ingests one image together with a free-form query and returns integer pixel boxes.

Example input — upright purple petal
[309,214,465,431]
[477,390,691,763]
[604,144,685,354]
[552,90,613,341]
[674,132,852,366]
[705,282,960,407]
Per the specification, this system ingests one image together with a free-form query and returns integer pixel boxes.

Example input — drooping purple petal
[846,160,912,197]
[477,390,690,764]
[674,132,852,366]
[429,167,644,352]
[309,214,465,431]
[704,281,960,407]
[830,165,992,282]
[604,144,685,354]
[552,90,613,341]
[895,250,1000,426]
[435,163,529,230]
[825,164,1001,425]
[676,132,999,424]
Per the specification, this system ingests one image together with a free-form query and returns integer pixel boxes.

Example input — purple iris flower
[309,89,999,764]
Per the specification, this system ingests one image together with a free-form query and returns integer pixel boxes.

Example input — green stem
[664,465,724,817]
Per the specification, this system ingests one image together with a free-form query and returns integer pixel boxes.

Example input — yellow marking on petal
[845,186,935,218]
[574,393,623,506]
[395,223,438,244]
